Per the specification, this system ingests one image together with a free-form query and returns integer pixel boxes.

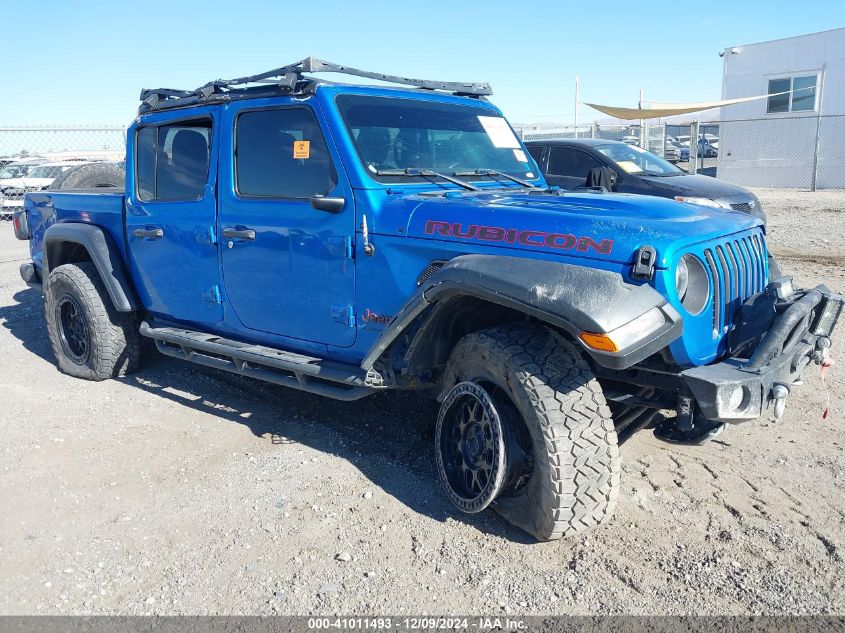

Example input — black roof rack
[138,57,493,114]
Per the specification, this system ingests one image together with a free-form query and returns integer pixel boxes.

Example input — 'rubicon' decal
[424,221,614,255]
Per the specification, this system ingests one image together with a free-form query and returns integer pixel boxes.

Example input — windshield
[28,165,66,178]
[336,94,538,182]
[0,163,38,179]
[594,143,682,177]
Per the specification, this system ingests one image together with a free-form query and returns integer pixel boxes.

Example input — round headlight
[676,254,710,315]
[675,256,689,300]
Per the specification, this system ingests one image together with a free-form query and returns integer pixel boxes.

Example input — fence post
[810,116,821,192]
[810,66,826,191]
[689,121,699,175]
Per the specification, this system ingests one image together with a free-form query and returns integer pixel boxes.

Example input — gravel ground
[0,190,843,616]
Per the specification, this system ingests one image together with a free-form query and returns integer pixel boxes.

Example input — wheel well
[402,296,538,380]
[46,240,92,272]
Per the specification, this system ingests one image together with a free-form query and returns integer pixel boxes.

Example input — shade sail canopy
[585,91,788,120]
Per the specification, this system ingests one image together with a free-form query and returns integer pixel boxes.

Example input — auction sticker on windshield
[616,160,643,174]
[478,116,520,149]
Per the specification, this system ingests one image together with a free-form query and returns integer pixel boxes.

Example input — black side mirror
[310,196,346,213]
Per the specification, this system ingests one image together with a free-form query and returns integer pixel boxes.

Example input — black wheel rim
[56,294,90,365]
[492,392,535,497]
[436,382,506,513]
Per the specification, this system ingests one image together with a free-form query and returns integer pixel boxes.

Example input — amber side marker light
[578,331,619,353]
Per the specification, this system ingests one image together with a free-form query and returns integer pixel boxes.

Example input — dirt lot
[0,189,843,616]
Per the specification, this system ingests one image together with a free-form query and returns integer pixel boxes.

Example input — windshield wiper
[374,168,479,191]
[453,169,535,188]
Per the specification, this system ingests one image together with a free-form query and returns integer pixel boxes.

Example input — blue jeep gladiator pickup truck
[13,58,842,541]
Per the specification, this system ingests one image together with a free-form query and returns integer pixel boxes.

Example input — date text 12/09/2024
[306,617,528,630]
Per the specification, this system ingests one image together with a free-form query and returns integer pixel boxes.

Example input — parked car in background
[23,161,89,188]
[698,136,718,157]
[0,157,22,170]
[671,135,717,159]
[1,160,89,218]
[622,134,640,146]
[666,138,689,162]
[524,138,777,274]
[0,158,47,183]
[0,159,49,218]
[662,143,680,163]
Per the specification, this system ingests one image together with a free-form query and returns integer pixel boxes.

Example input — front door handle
[222,227,256,241]
[132,227,164,240]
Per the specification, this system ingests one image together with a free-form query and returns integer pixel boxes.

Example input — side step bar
[139,321,383,401]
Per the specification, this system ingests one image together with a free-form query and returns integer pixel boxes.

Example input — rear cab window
[135,119,212,201]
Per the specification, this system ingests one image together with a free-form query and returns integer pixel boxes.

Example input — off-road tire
[440,324,621,541]
[45,262,141,380]
[49,162,125,190]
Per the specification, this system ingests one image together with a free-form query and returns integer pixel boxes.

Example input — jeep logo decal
[423,221,614,255]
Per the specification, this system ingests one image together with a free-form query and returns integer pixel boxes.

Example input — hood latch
[631,245,657,280]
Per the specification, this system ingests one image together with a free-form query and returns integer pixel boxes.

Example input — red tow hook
[821,358,834,420]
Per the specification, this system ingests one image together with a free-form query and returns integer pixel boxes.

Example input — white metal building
[718,28,845,189]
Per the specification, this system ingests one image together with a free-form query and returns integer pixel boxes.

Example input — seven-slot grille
[701,232,768,338]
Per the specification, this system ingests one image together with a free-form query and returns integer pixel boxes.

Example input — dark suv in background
[525,139,761,217]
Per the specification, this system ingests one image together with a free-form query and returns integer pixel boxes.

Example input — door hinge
[331,304,355,327]
[202,285,222,303]
[327,236,354,259]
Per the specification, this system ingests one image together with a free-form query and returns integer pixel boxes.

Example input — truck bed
[25,189,126,274]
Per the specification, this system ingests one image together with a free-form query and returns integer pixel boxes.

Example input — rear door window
[235,107,336,199]
[135,120,212,201]
[548,146,603,177]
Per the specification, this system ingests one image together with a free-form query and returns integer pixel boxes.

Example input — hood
[382,188,762,268]
[0,177,27,189]
[637,173,752,201]
[20,178,53,188]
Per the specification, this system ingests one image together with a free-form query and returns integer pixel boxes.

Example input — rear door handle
[132,227,164,240]
[222,227,256,241]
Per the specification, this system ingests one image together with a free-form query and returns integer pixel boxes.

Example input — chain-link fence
[517,121,713,170]
[717,115,845,189]
[0,125,125,219]
[518,122,674,162]
[518,115,845,189]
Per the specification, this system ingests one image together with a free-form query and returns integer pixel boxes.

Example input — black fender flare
[362,254,682,372]
[43,223,140,312]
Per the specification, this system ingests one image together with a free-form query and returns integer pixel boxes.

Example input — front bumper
[681,279,842,423]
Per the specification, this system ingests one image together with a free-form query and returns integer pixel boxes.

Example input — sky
[1,0,844,126]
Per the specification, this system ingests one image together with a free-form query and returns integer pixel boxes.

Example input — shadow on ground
[1,287,534,543]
